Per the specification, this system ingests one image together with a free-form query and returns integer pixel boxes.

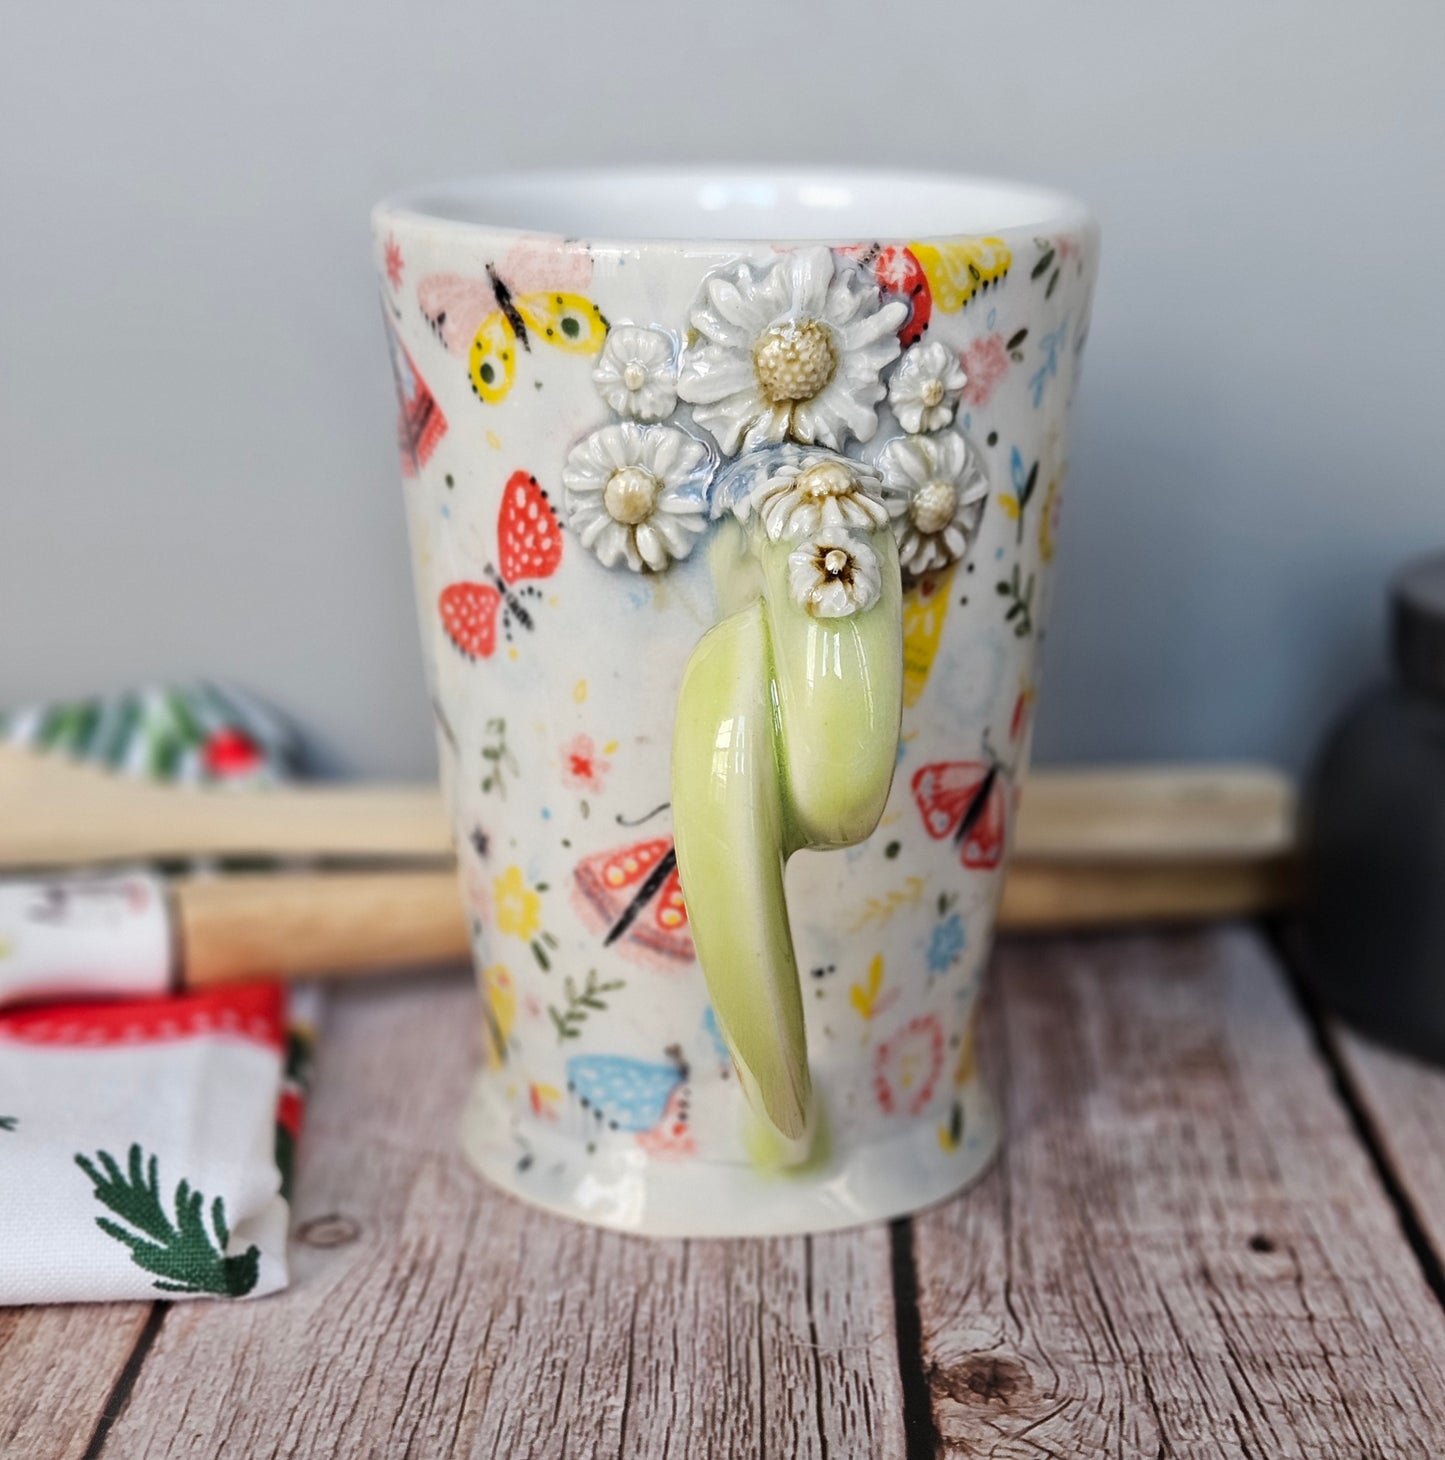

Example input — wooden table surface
[5,924,1445,1458]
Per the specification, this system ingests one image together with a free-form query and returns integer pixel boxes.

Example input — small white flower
[887,340,967,434]
[591,325,678,422]
[677,247,907,456]
[744,450,889,542]
[562,421,710,573]
[878,430,989,576]
[787,530,883,619]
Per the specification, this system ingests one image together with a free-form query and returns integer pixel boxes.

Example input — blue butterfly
[566,1052,686,1132]
[701,1007,731,1066]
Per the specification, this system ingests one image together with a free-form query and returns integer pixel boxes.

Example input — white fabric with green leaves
[0,683,313,1306]
[0,991,299,1304]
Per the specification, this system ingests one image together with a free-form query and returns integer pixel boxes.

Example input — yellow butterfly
[910,236,1013,313]
[902,564,957,708]
[418,250,608,405]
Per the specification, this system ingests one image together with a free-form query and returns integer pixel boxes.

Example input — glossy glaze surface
[373,171,1097,1234]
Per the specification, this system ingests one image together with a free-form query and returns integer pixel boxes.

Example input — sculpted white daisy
[677,247,908,455]
[878,430,989,575]
[561,421,709,573]
[787,530,883,619]
[887,339,967,434]
[744,451,890,542]
[591,324,678,422]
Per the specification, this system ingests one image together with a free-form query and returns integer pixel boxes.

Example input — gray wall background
[3,1,1442,778]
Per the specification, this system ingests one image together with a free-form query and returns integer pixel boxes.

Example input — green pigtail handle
[672,520,903,1162]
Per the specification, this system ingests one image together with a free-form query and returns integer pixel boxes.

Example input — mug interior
[377,167,1089,244]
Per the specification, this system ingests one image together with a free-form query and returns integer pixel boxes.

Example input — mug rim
[372,165,1094,249]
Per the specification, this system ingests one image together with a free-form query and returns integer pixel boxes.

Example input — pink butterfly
[417,241,605,404]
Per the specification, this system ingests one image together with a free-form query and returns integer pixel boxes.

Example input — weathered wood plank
[1333,1024,1445,1271]
[101,968,905,1459]
[912,926,1445,1458]
[0,1301,154,1458]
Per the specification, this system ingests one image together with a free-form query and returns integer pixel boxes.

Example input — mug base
[458,1073,1000,1238]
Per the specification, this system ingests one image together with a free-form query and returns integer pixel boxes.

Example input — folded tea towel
[0,684,316,1305]
[0,982,315,1305]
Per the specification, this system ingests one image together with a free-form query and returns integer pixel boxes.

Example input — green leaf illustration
[75,1143,259,1297]
[548,968,626,1042]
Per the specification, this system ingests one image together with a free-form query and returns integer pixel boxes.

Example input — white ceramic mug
[372,170,1097,1236]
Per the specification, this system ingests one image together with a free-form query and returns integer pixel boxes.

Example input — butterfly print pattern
[383,309,447,476]
[566,1049,688,1137]
[438,470,563,659]
[418,241,607,406]
[375,207,1097,1217]
[909,236,1013,313]
[901,564,955,708]
[911,759,1009,869]
[570,837,693,968]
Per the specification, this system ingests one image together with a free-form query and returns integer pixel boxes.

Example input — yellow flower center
[920,378,946,408]
[752,318,838,403]
[622,361,649,392]
[794,458,859,500]
[911,479,958,535]
[604,466,660,525]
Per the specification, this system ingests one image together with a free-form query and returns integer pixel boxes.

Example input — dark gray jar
[1304,551,1445,1064]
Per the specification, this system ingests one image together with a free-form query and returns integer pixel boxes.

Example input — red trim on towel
[0,981,285,1050]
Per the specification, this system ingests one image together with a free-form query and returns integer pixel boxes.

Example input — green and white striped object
[0,683,300,786]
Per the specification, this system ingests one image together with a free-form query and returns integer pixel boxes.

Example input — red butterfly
[438,469,563,659]
[911,759,1008,869]
[382,306,447,477]
[839,242,933,347]
[570,837,694,969]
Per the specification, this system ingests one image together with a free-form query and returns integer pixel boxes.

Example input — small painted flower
[383,235,404,290]
[677,247,907,455]
[493,864,541,940]
[873,1013,945,1116]
[745,451,889,541]
[887,340,967,434]
[927,912,966,976]
[464,867,492,924]
[561,421,710,573]
[961,333,1010,408]
[561,732,610,794]
[787,530,883,619]
[878,430,989,576]
[591,324,678,422]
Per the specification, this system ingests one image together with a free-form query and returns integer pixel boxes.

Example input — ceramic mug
[372,170,1097,1236]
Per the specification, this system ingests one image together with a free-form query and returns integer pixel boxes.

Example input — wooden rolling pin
[0,742,453,868]
[175,851,1300,986]
[175,869,472,985]
[0,869,473,1005]
[0,755,1300,992]
[133,856,1313,992]
[0,852,1301,1010]
[0,743,1295,870]
[1,841,1300,1003]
